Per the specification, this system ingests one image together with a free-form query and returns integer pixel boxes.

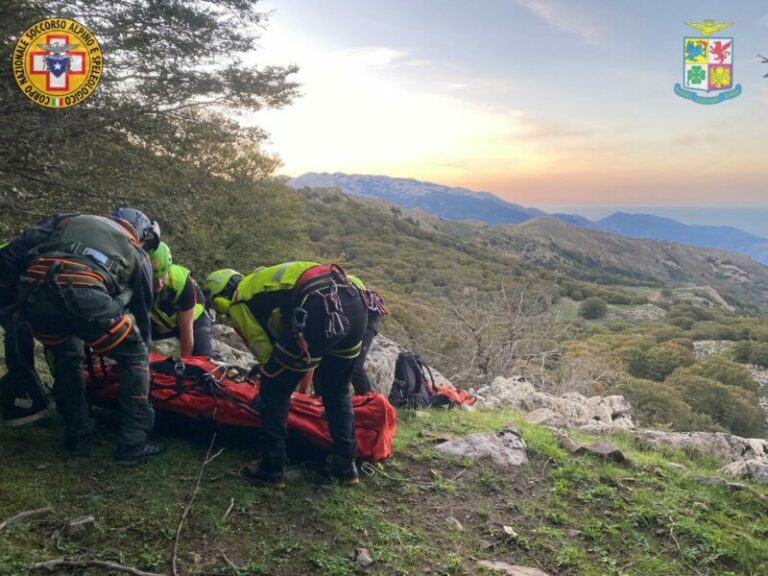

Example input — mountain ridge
[288,172,768,264]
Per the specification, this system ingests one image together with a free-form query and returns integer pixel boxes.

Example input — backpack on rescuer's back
[389,351,477,409]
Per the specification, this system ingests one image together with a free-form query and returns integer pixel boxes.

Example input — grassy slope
[1,407,767,576]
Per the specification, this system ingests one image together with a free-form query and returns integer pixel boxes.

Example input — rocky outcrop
[435,428,528,468]
[629,430,768,466]
[472,376,634,428]
[719,460,768,483]
[692,340,732,360]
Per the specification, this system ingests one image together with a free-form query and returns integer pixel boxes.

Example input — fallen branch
[172,432,219,576]
[0,507,54,532]
[29,559,164,576]
[221,497,235,524]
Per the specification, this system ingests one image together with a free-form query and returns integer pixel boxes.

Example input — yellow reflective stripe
[329,341,363,359]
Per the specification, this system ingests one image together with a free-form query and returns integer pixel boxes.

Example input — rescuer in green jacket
[204,262,368,487]
[148,242,213,357]
[15,208,165,466]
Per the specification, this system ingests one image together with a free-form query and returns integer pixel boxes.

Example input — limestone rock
[579,440,627,463]
[435,428,528,468]
[445,516,464,531]
[475,377,633,428]
[629,430,768,465]
[354,547,373,568]
[720,459,768,483]
[526,408,566,427]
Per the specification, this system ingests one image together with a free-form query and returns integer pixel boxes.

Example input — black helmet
[112,207,161,251]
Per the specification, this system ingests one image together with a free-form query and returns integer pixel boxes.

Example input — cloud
[513,0,603,45]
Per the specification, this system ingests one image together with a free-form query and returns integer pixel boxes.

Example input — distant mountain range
[287,172,768,265]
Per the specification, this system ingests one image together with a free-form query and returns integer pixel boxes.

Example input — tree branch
[0,507,54,532]
[29,559,164,576]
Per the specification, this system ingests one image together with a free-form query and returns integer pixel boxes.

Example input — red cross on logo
[29,34,86,92]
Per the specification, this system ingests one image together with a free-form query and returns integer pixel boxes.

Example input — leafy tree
[0,0,299,233]
[579,297,607,320]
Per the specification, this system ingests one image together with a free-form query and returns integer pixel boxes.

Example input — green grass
[1,406,767,576]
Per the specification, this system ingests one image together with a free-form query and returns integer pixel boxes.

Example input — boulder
[435,428,528,468]
[526,408,567,427]
[579,440,628,464]
[720,459,768,483]
[629,430,768,465]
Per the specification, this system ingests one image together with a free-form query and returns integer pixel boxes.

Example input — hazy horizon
[255,0,768,207]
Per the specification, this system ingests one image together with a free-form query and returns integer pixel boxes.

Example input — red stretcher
[84,353,396,462]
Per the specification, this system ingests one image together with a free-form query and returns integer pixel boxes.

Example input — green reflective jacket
[151,264,205,333]
[228,261,320,364]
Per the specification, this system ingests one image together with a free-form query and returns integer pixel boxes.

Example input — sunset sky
[253,0,768,209]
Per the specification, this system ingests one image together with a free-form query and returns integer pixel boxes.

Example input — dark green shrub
[621,341,695,381]
[651,326,686,342]
[690,321,742,341]
[730,340,753,364]
[617,377,715,431]
[668,315,695,330]
[678,358,758,394]
[748,343,768,368]
[667,373,766,437]
[579,297,608,320]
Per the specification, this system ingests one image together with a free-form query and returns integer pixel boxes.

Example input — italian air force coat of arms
[675,20,742,104]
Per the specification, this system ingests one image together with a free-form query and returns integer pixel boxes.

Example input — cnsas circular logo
[12,18,103,109]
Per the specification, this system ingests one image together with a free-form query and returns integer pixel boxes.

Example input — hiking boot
[329,456,360,486]
[65,433,93,458]
[1,394,51,428]
[240,459,287,489]
[114,441,166,467]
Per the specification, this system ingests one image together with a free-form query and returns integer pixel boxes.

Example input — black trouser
[19,282,153,446]
[258,283,367,468]
[151,311,214,357]
[0,307,48,407]
[349,313,379,395]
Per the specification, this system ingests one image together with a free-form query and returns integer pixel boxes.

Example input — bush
[667,315,695,330]
[690,321,742,341]
[621,341,696,382]
[748,342,768,368]
[579,297,608,320]
[650,326,687,342]
[680,358,759,394]
[730,340,752,364]
[617,377,715,431]
[667,373,766,437]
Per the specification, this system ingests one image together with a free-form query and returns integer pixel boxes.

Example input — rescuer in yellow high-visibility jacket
[204,262,367,488]
[147,242,213,357]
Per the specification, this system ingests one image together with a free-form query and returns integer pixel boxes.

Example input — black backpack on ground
[388,352,444,408]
